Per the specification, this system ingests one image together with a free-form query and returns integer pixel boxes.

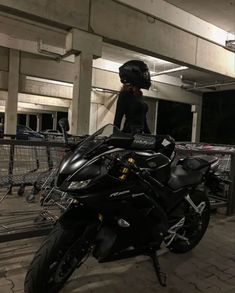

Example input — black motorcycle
[25,121,220,293]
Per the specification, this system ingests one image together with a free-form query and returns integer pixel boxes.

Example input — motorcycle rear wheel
[24,222,90,293]
[169,190,210,253]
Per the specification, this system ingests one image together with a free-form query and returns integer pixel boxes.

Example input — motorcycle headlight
[68,179,91,190]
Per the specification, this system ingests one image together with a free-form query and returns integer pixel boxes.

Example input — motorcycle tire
[169,190,210,254]
[24,222,90,293]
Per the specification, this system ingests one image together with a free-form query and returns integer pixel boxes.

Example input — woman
[114,60,151,134]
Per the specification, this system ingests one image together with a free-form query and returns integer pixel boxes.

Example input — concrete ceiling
[101,43,178,73]
[165,0,235,33]
[101,43,235,92]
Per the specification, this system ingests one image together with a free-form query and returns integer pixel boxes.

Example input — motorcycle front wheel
[169,190,210,253]
[24,222,91,293]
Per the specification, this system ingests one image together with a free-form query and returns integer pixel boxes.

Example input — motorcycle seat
[168,165,204,190]
[178,155,217,171]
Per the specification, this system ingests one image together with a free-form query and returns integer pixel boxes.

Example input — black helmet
[119,60,151,90]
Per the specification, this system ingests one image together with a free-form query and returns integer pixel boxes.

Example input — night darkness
[201,90,235,144]
[18,112,68,131]
[157,100,193,141]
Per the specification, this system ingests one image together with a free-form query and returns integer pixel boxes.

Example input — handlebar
[105,154,164,196]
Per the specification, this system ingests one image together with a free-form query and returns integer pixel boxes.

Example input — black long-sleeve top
[114,91,151,134]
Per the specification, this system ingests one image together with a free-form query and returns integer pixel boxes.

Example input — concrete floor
[0,189,235,293]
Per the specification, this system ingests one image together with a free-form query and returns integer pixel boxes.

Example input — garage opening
[201,90,235,144]
[157,100,193,141]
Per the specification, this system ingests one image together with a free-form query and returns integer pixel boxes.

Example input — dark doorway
[18,114,26,125]
[29,115,37,130]
[157,100,193,141]
[0,113,4,123]
[42,113,53,131]
[201,90,235,144]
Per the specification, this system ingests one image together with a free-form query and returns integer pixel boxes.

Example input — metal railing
[0,139,66,196]
[0,138,69,242]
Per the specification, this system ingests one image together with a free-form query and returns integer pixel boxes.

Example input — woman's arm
[144,118,151,134]
[144,102,151,134]
[114,94,126,129]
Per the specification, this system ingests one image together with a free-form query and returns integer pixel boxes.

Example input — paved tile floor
[0,190,235,292]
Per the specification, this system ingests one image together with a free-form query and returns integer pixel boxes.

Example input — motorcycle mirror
[58,118,69,145]
[58,118,70,132]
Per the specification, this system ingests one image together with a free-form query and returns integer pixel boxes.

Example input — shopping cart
[176,143,234,213]
[0,139,66,202]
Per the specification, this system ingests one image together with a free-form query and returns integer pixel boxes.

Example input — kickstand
[150,252,167,287]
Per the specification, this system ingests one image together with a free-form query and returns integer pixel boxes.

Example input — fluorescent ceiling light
[26,76,73,87]
[151,66,188,77]
[92,88,104,92]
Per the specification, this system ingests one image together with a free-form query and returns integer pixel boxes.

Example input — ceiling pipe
[151,66,188,77]
[182,81,235,91]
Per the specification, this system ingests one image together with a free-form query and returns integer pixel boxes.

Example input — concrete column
[36,114,42,132]
[66,29,102,135]
[52,112,57,130]
[191,103,202,143]
[4,49,20,135]
[70,52,93,135]
[26,114,30,127]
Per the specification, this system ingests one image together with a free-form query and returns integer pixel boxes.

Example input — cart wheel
[26,193,36,203]
[6,186,12,195]
[34,211,56,227]
[18,186,25,196]
[34,214,47,224]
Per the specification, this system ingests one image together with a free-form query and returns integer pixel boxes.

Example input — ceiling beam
[0,14,66,56]
[0,106,61,114]
[115,0,235,46]
[0,1,90,31]
[0,90,70,108]
[90,0,235,78]
[0,99,67,113]
[0,1,234,79]
[20,75,72,99]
